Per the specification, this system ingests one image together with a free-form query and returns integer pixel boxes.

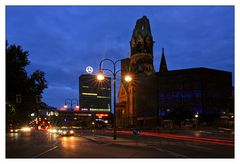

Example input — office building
[79,74,111,113]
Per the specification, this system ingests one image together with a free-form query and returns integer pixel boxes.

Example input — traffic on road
[6,127,234,158]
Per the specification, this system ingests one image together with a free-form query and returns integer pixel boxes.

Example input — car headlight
[21,127,31,132]
[70,130,74,134]
[63,131,67,134]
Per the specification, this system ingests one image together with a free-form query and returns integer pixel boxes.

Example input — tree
[29,70,47,94]
[6,42,48,126]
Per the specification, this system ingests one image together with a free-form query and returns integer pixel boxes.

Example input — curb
[83,136,147,148]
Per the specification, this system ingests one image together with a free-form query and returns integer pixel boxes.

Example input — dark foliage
[6,42,48,126]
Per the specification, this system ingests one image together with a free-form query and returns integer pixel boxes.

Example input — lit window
[97,96,110,99]
[82,93,98,96]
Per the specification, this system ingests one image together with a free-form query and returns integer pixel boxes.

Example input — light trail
[103,130,234,147]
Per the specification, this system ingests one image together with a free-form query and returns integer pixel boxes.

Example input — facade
[79,74,111,119]
[116,16,232,128]
[158,68,232,116]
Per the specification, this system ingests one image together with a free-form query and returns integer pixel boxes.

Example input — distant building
[116,16,232,128]
[79,74,111,119]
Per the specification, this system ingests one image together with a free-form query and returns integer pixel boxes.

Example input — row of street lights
[64,98,79,111]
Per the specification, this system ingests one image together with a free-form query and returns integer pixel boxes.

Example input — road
[6,129,234,158]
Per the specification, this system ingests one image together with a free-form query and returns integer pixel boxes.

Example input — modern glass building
[79,74,111,113]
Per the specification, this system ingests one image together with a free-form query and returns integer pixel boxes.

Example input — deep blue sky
[6,6,234,109]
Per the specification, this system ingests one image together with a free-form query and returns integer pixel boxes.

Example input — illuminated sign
[79,113,92,117]
[90,108,110,112]
[96,114,109,118]
[86,66,93,74]
[81,108,89,111]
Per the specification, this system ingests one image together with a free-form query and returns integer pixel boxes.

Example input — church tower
[159,48,168,73]
[117,16,157,128]
[129,16,155,76]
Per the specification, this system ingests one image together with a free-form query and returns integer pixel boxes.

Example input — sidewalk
[83,135,147,147]
[82,129,234,148]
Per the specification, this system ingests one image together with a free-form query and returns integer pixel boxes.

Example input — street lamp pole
[64,98,79,111]
[97,58,121,140]
[64,98,79,125]
[113,65,117,140]
[97,58,135,140]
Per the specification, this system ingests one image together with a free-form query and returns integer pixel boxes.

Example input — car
[8,125,20,133]
[58,127,74,136]
[48,127,59,134]
[9,127,20,133]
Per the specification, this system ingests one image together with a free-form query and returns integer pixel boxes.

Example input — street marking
[32,146,58,158]
[148,145,187,158]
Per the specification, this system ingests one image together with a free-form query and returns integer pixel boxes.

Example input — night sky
[6,6,234,109]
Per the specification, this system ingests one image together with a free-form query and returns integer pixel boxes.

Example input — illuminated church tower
[129,16,155,76]
[117,16,158,128]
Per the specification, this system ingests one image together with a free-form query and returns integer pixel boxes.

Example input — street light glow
[64,104,67,108]
[97,72,105,81]
[124,75,132,82]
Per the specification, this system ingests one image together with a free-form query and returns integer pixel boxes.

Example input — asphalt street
[6,129,234,158]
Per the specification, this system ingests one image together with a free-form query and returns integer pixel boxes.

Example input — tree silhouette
[6,42,48,126]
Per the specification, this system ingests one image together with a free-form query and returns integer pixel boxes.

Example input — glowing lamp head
[76,105,79,109]
[64,104,67,109]
[97,72,105,81]
[124,75,132,82]
[195,114,199,118]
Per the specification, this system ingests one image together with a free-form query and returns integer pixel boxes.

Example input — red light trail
[104,130,234,147]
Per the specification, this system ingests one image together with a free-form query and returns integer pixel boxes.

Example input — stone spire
[159,48,168,73]
[129,16,155,76]
[130,16,154,56]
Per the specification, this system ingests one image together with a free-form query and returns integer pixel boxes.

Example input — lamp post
[97,58,132,140]
[64,98,79,126]
[64,98,79,111]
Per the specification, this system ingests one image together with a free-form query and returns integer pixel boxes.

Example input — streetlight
[97,58,132,140]
[194,113,199,129]
[64,98,79,111]
[124,75,132,82]
[63,98,79,126]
